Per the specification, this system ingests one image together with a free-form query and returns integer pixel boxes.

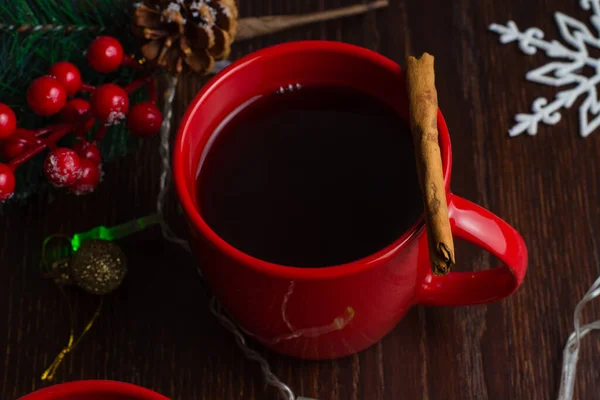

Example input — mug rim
[174,41,452,280]
[19,380,169,400]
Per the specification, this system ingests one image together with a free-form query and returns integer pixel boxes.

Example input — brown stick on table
[235,0,389,41]
[406,53,455,276]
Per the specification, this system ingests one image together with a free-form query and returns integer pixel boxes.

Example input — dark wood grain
[2,1,600,399]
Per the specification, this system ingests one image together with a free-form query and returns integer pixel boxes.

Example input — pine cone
[132,0,238,75]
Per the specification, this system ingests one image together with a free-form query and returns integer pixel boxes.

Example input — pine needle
[0,0,148,201]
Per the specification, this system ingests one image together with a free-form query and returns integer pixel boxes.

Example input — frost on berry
[70,180,98,195]
[1,192,13,201]
[45,150,82,187]
[69,159,102,195]
[104,111,126,126]
[47,154,68,185]
[0,191,13,202]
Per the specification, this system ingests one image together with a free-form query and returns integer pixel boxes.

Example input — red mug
[19,380,169,400]
[174,41,528,359]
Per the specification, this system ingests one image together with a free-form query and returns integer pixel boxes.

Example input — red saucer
[19,380,169,400]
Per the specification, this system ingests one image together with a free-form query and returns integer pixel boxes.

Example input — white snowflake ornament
[490,0,600,137]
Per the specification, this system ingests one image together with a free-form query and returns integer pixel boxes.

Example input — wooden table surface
[2,1,600,399]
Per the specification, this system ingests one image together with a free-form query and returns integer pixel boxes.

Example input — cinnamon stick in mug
[406,53,455,276]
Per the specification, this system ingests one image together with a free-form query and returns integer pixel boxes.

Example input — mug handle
[417,194,528,306]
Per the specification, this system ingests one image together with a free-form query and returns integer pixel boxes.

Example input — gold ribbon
[41,294,103,381]
[40,235,104,382]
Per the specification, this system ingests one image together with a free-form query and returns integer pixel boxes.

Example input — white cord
[558,276,600,400]
[155,74,300,400]
[209,298,296,400]
[156,75,192,253]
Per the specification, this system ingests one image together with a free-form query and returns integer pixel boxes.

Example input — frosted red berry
[88,36,124,73]
[73,140,102,165]
[69,158,101,195]
[60,98,91,123]
[0,129,31,161]
[91,84,129,125]
[127,102,163,137]
[0,103,16,139]
[44,148,82,187]
[49,62,82,96]
[27,76,67,116]
[0,163,15,202]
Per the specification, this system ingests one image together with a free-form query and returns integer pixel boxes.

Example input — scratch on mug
[251,280,356,345]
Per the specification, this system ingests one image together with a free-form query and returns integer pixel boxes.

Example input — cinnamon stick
[406,53,455,276]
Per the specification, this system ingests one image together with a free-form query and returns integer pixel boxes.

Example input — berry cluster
[0,36,162,202]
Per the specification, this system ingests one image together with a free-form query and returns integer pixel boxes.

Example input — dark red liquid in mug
[196,86,421,267]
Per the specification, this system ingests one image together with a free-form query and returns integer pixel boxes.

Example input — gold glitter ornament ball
[70,240,127,295]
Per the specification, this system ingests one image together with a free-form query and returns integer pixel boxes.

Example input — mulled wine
[196,86,422,267]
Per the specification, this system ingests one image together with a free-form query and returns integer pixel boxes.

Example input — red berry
[127,102,163,137]
[0,129,31,161]
[60,98,91,123]
[49,62,82,96]
[44,148,82,187]
[69,158,102,195]
[88,36,124,73]
[0,104,16,139]
[27,76,67,116]
[82,117,95,133]
[91,84,129,125]
[73,140,102,165]
[0,163,15,202]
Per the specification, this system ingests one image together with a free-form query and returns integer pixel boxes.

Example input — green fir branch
[0,0,150,202]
